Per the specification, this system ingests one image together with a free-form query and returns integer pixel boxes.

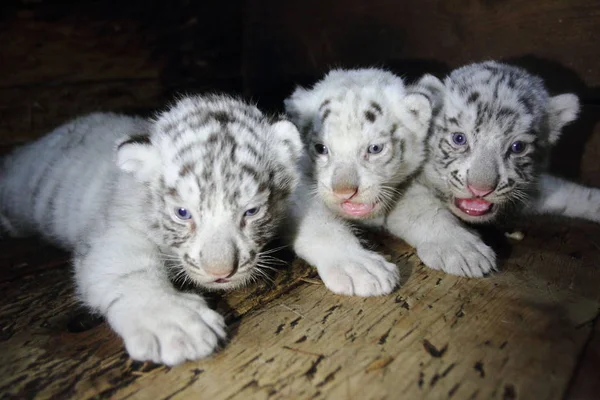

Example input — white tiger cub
[386,61,600,277]
[285,68,433,297]
[0,95,303,365]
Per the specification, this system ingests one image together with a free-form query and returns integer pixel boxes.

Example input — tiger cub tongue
[455,198,493,216]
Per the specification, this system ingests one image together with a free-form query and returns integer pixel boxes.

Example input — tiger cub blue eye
[244,207,260,217]
[175,207,192,220]
[314,143,329,155]
[451,132,467,146]
[510,141,527,154]
[367,144,384,154]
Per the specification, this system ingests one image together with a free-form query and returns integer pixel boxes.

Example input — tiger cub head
[116,95,303,290]
[285,68,433,220]
[418,61,579,223]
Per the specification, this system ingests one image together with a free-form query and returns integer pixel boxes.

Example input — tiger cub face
[117,95,302,290]
[285,68,432,220]
[419,61,580,223]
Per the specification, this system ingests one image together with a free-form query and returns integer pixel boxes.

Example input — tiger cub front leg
[74,230,226,366]
[386,182,497,277]
[292,197,400,297]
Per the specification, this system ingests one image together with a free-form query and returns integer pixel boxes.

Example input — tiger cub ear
[413,74,445,113]
[382,75,434,139]
[284,86,318,138]
[548,93,580,144]
[271,119,303,162]
[116,134,160,181]
[386,89,433,138]
[402,92,433,133]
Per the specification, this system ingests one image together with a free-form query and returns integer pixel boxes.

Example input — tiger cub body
[0,95,302,365]
[285,68,433,296]
[386,61,600,276]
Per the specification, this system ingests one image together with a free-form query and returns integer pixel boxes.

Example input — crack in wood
[282,346,323,357]
[236,354,261,372]
[321,305,341,324]
[295,335,307,343]
[229,379,258,399]
[316,366,341,387]
[430,362,456,387]
[398,323,420,343]
[378,327,392,345]
[474,361,485,378]
[304,354,325,379]
[160,369,203,400]
[394,295,410,310]
[423,339,448,358]
[448,382,461,398]
[503,383,517,400]
[275,323,285,335]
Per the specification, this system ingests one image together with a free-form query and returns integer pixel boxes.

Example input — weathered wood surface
[1,216,599,399]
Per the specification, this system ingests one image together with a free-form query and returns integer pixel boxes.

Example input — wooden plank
[243,0,600,109]
[0,0,245,146]
[1,216,599,399]
[0,3,164,87]
[0,1,243,89]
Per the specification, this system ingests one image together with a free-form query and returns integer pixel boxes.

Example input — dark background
[1,0,599,183]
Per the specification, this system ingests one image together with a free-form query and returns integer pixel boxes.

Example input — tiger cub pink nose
[204,263,236,278]
[333,186,358,200]
[468,184,495,197]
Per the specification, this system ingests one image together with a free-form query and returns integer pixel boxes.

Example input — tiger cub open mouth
[454,197,494,216]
